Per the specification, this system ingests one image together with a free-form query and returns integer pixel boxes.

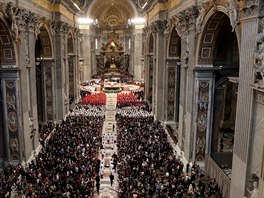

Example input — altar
[96,31,130,77]
[103,81,122,93]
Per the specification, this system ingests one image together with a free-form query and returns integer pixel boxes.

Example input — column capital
[150,20,167,35]
[172,6,199,36]
[241,0,259,18]
[164,18,174,38]
[51,21,71,35]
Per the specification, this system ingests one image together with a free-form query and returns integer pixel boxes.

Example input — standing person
[96,174,100,184]
[96,182,100,194]
[110,173,114,186]
[112,123,115,131]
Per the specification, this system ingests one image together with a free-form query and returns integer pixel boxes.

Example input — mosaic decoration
[167,67,176,121]
[195,80,210,162]
[5,80,20,161]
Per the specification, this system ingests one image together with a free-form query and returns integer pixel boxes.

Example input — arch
[38,25,53,58]
[196,6,240,66]
[167,27,181,58]
[67,31,74,54]
[67,30,75,105]
[35,25,54,122]
[87,0,139,19]
[195,8,240,174]
[0,15,17,67]
[148,33,154,54]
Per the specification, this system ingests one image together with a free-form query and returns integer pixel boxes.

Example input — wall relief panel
[167,67,176,121]
[5,80,20,161]
[195,80,210,161]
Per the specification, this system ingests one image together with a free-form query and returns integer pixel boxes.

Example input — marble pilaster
[151,20,167,121]
[51,20,68,120]
[74,28,81,102]
[0,69,22,164]
[165,58,181,127]
[80,29,92,80]
[42,60,55,121]
[230,3,259,198]
[172,6,199,161]
[193,69,215,165]
[16,7,41,162]
[133,29,143,80]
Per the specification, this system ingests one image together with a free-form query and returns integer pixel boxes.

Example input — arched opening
[199,12,239,176]
[35,36,45,123]
[167,28,181,125]
[168,28,181,58]
[68,33,75,105]
[0,16,20,164]
[147,34,154,105]
[35,26,53,123]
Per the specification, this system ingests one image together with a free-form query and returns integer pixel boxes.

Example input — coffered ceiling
[74,0,150,28]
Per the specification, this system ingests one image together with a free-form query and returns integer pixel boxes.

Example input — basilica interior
[0,0,264,197]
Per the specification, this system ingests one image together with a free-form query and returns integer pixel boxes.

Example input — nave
[1,89,222,198]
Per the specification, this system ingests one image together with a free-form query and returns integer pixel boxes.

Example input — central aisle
[95,93,118,198]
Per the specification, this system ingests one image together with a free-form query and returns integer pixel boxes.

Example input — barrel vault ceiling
[73,0,150,28]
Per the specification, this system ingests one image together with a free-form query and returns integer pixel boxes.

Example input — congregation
[1,107,104,197]
[1,88,222,198]
[79,93,106,106]
[116,105,221,197]
[117,93,145,108]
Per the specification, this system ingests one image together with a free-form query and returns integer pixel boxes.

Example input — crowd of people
[79,93,106,106]
[116,106,221,197]
[72,104,105,118]
[116,106,152,118]
[38,122,55,146]
[1,106,104,197]
[0,89,224,198]
[0,164,23,197]
[117,93,145,108]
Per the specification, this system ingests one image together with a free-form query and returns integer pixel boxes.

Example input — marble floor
[94,93,118,198]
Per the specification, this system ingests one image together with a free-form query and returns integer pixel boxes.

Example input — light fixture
[131,17,146,25]
[77,17,94,25]
[142,1,148,9]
